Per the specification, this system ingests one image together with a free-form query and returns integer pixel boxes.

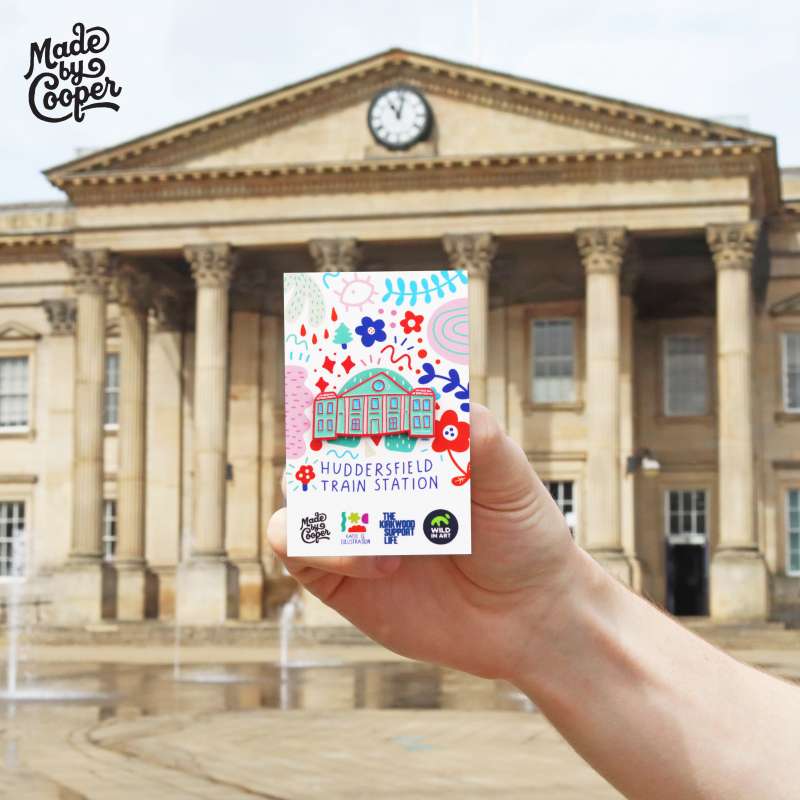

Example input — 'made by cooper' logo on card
[300,513,331,544]
[24,22,122,123]
[423,509,459,545]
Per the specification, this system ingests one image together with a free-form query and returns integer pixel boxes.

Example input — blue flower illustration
[354,316,387,347]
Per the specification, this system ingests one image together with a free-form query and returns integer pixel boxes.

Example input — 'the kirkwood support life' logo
[24,22,122,123]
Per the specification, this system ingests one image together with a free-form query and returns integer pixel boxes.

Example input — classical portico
[2,48,795,625]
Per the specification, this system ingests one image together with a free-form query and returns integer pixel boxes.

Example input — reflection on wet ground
[1,659,536,721]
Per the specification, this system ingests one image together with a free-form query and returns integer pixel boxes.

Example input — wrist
[503,544,620,689]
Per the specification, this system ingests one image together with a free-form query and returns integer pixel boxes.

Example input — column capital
[152,288,187,332]
[309,238,361,272]
[442,233,497,280]
[576,227,628,275]
[184,243,237,289]
[65,248,116,295]
[115,263,152,313]
[42,298,77,336]
[706,222,761,272]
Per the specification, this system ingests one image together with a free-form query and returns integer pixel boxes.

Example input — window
[413,416,420,428]
[0,501,25,577]
[326,401,334,414]
[371,379,385,391]
[781,332,800,412]
[422,399,431,410]
[103,499,117,562]
[787,489,800,575]
[423,415,431,428]
[0,356,29,431]
[665,490,707,544]
[104,353,120,427]
[317,420,324,432]
[351,418,361,432]
[545,481,576,536]
[390,397,399,409]
[371,397,379,410]
[352,398,361,410]
[388,417,398,431]
[326,419,333,432]
[532,319,575,403]
[664,335,708,416]
[413,399,420,411]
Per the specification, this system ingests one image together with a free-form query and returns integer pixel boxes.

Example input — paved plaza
[1,624,798,798]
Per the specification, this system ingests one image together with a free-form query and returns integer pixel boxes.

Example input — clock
[367,86,432,150]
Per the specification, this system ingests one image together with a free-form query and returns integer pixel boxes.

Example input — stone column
[619,271,642,592]
[227,270,267,620]
[309,238,361,272]
[576,228,633,585]
[147,289,186,619]
[114,264,151,620]
[42,300,76,572]
[55,249,114,624]
[306,240,363,625]
[442,233,496,405]
[178,243,237,624]
[707,222,768,620]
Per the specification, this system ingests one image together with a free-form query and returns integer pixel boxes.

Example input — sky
[2,0,799,204]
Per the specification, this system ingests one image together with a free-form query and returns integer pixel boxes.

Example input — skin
[269,403,800,800]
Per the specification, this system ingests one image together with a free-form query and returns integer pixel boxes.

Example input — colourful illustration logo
[341,511,369,533]
[379,512,415,545]
[341,510,371,545]
[300,512,331,544]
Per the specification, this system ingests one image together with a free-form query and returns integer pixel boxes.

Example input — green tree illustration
[333,323,353,349]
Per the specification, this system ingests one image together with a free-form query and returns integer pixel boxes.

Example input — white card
[283,269,472,556]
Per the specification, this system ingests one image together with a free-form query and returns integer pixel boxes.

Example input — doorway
[666,542,708,615]
[664,489,709,616]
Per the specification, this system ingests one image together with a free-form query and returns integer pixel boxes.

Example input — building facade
[1,49,799,624]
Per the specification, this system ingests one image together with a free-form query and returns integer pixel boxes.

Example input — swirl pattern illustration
[428,298,469,365]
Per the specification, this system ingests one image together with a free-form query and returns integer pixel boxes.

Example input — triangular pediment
[46,49,772,183]
[0,321,41,340]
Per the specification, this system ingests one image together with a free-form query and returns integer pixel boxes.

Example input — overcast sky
[2,0,798,204]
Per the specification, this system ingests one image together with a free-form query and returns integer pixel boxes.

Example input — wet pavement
[1,630,798,798]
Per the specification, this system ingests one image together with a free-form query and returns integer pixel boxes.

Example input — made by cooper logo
[24,22,122,123]
[423,509,459,545]
[300,512,331,544]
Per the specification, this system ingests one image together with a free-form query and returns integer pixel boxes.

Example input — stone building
[0,49,798,625]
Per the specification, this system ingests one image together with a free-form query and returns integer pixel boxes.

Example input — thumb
[469,403,545,513]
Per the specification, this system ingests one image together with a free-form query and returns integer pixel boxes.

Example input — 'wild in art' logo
[24,22,122,123]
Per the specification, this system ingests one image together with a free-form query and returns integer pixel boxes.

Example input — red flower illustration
[295,464,316,491]
[432,410,470,453]
[400,310,424,335]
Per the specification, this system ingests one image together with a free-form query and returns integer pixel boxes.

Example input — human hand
[267,403,581,680]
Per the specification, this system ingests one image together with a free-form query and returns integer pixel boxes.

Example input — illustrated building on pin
[313,370,435,439]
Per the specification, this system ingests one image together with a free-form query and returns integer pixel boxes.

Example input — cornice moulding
[47,142,767,207]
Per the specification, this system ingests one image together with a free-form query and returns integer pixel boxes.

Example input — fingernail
[375,556,401,575]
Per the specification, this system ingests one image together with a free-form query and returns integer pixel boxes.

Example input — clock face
[368,86,432,150]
